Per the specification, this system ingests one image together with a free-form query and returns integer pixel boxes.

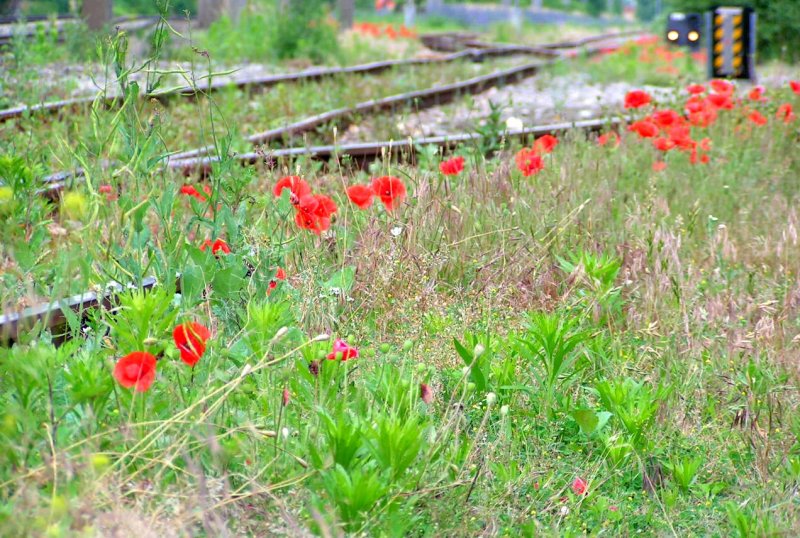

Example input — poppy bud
[420,383,433,404]
[500,405,509,416]
[473,344,486,358]
[486,392,497,406]
[416,362,427,373]
[308,361,320,377]
[467,382,476,392]
[380,343,391,353]
[282,388,290,407]
[403,339,413,352]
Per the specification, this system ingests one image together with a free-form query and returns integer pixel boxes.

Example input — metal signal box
[706,6,757,81]
[666,12,703,51]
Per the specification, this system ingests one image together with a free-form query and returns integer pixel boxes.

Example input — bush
[667,0,800,62]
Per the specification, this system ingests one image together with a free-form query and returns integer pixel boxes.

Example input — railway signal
[706,5,757,81]
[666,12,703,52]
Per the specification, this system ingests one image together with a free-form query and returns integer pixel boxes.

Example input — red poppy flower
[777,103,796,124]
[652,137,675,152]
[572,477,588,495]
[295,211,330,235]
[173,322,211,367]
[686,83,706,95]
[791,81,800,95]
[180,185,207,202]
[624,89,652,109]
[113,351,157,392]
[313,194,338,219]
[326,339,359,361]
[268,267,287,295]
[748,86,767,102]
[650,109,682,130]
[439,156,465,176]
[652,161,667,172]
[296,195,319,217]
[514,148,544,176]
[596,131,620,148]
[748,110,768,126]
[420,383,433,404]
[667,125,696,151]
[99,184,113,194]
[371,176,407,211]
[710,79,734,95]
[346,184,374,209]
[699,137,712,152]
[200,238,231,255]
[273,176,312,204]
[628,120,659,138]
[706,93,734,110]
[533,134,559,154]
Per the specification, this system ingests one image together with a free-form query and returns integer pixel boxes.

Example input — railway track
[27,33,644,200]
[0,14,164,47]
[0,30,646,124]
[1,114,625,346]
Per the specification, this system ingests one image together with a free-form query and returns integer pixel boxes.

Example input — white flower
[486,392,497,406]
[391,226,403,237]
[506,117,523,131]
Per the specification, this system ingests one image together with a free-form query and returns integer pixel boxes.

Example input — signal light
[667,30,679,41]
[688,30,700,42]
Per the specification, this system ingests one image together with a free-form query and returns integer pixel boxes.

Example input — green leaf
[453,338,486,392]
[572,409,599,436]
[324,266,355,294]
[180,263,206,302]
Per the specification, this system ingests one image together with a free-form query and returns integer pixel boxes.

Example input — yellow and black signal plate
[707,6,756,80]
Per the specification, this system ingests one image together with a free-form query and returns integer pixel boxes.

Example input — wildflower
[748,110,768,126]
[710,79,734,95]
[314,194,338,220]
[326,338,359,361]
[533,134,559,154]
[596,131,620,148]
[113,351,157,392]
[371,176,407,211]
[514,148,544,176]
[624,89,652,109]
[686,83,706,95]
[500,405,509,416]
[777,103,796,123]
[572,477,588,496]
[346,184,375,209]
[439,156,465,176]
[748,86,767,102]
[652,137,675,152]
[273,176,312,205]
[486,392,497,406]
[628,120,659,138]
[420,383,433,404]
[98,184,117,201]
[173,322,211,367]
[650,109,682,129]
[791,81,800,95]
[652,161,667,172]
[706,93,734,110]
[200,238,231,255]
[295,210,330,235]
[268,267,287,295]
[180,184,208,202]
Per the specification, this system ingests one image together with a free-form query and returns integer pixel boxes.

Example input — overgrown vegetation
[2,9,800,537]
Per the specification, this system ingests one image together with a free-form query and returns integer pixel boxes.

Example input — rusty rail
[0,29,648,124]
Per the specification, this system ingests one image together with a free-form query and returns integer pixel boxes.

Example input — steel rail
[0,30,647,124]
